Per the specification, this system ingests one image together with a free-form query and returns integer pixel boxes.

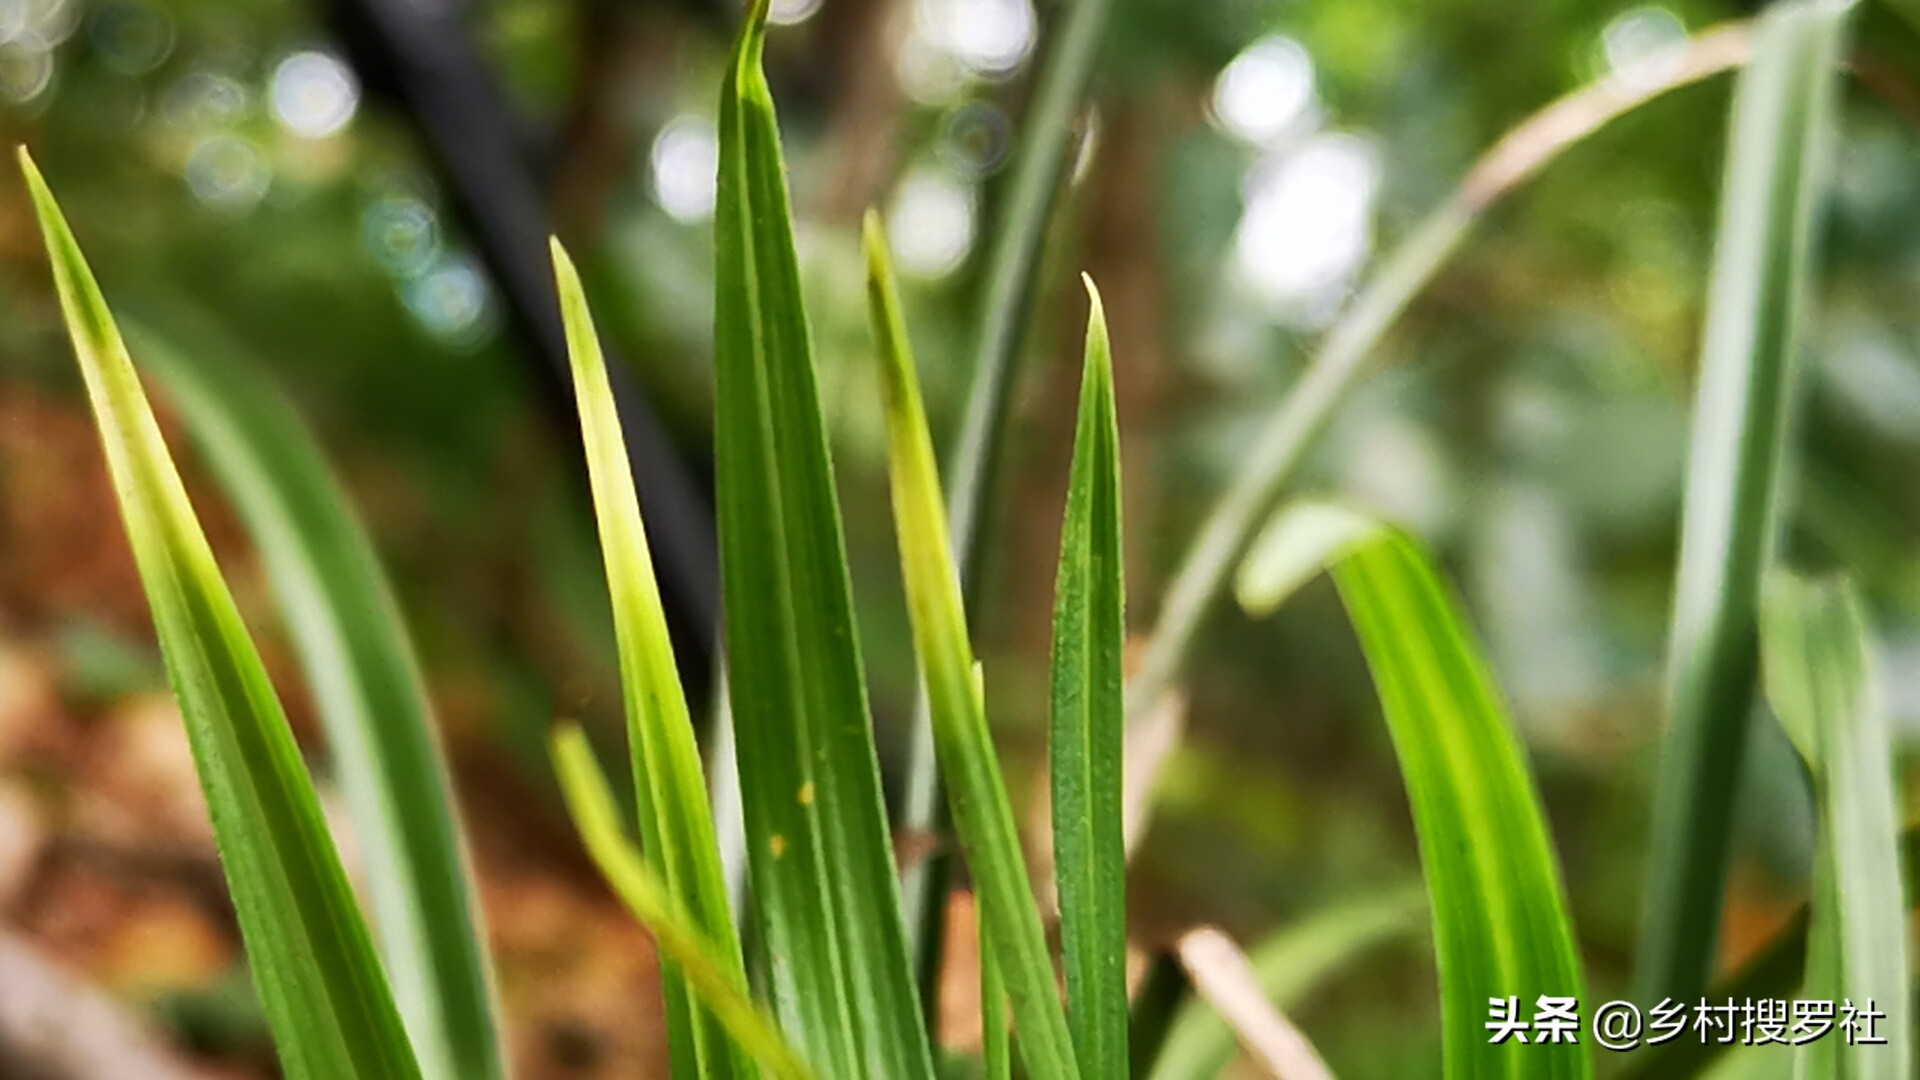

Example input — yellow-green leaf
[19,148,423,1080]
[864,212,1079,1080]
[552,240,755,1080]
[551,727,814,1080]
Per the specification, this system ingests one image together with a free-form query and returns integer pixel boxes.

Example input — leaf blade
[711,10,936,1076]
[1636,0,1853,1003]
[1759,574,1910,1080]
[1047,277,1128,1080]
[20,148,423,1080]
[117,307,501,1080]
[864,213,1079,1080]
[552,240,754,1080]
[1238,501,1589,1079]
[551,726,814,1080]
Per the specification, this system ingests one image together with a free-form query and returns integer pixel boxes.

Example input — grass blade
[551,726,813,1080]
[1237,501,1588,1079]
[552,240,753,1080]
[712,8,935,1076]
[1760,574,1909,1080]
[900,0,1124,990]
[865,213,1079,1080]
[1147,886,1425,1080]
[19,149,422,1080]
[117,314,503,1080]
[1636,0,1853,1004]
[1048,276,1128,1079]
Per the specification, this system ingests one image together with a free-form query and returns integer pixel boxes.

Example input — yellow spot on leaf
[797,782,815,806]
[770,834,787,858]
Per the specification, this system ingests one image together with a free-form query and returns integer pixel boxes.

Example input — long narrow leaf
[900,0,1124,989]
[1048,275,1128,1079]
[865,212,1079,1080]
[550,726,813,1080]
[712,8,936,1076]
[116,311,501,1080]
[1760,574,1909,1080]
[1237,501,1588,1079]
[20,149,423,1080]
[1636,0,1853,1003]
[552,241,753,1080]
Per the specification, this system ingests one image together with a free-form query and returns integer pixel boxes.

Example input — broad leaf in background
[1636,0,1853,1003]
[1760,574,1909,1080]
[20,149,424,1080]
[1147,886,1425,1080]
[551,727,812,1080]
[119,312,501,1080]
[864,212,1079,1080]
[1047,275,1128,1080]
[711,6,936,1076]
[1238,501,1588,1079]
[553,240,753,1080]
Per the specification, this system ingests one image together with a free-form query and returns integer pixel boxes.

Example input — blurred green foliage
[10,0,1920,1071]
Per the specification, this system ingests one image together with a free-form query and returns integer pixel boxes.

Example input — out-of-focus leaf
[20,148,422,1080]
[1171,928,1335,1080]
[1637,0,1853,1004]
[120,311,501,1080]
[1238,501,1588,1079]
[550,727,812,1080]
[865,212,1079,1080]
[1760,573,1909,1080]
[552,240,753,1080]
[1047,275,1128,1080]
[711,7,935,1076]
[1148,886,1425,1080]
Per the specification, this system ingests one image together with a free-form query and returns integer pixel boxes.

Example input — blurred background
[3,0,1920,1074]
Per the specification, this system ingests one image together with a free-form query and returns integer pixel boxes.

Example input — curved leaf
[1238,501,1588,1079]
[551,726,813,1080]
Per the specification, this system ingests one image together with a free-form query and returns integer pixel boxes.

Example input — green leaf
[550,726,815,1080]
[1047,276,1128,1080]
[1759,574,1910,1080]
[981,912,1010,1080]
[1238,501,1588,1080]
[19,148,423,1080]
[552,240,754,1080]
[1147,885,1425,1080]
[899,0,1123,991]
[711,9,936,1077]
[1636,0,1853,1004]
[864,213,1079,1080]
[115,314,502,1080]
